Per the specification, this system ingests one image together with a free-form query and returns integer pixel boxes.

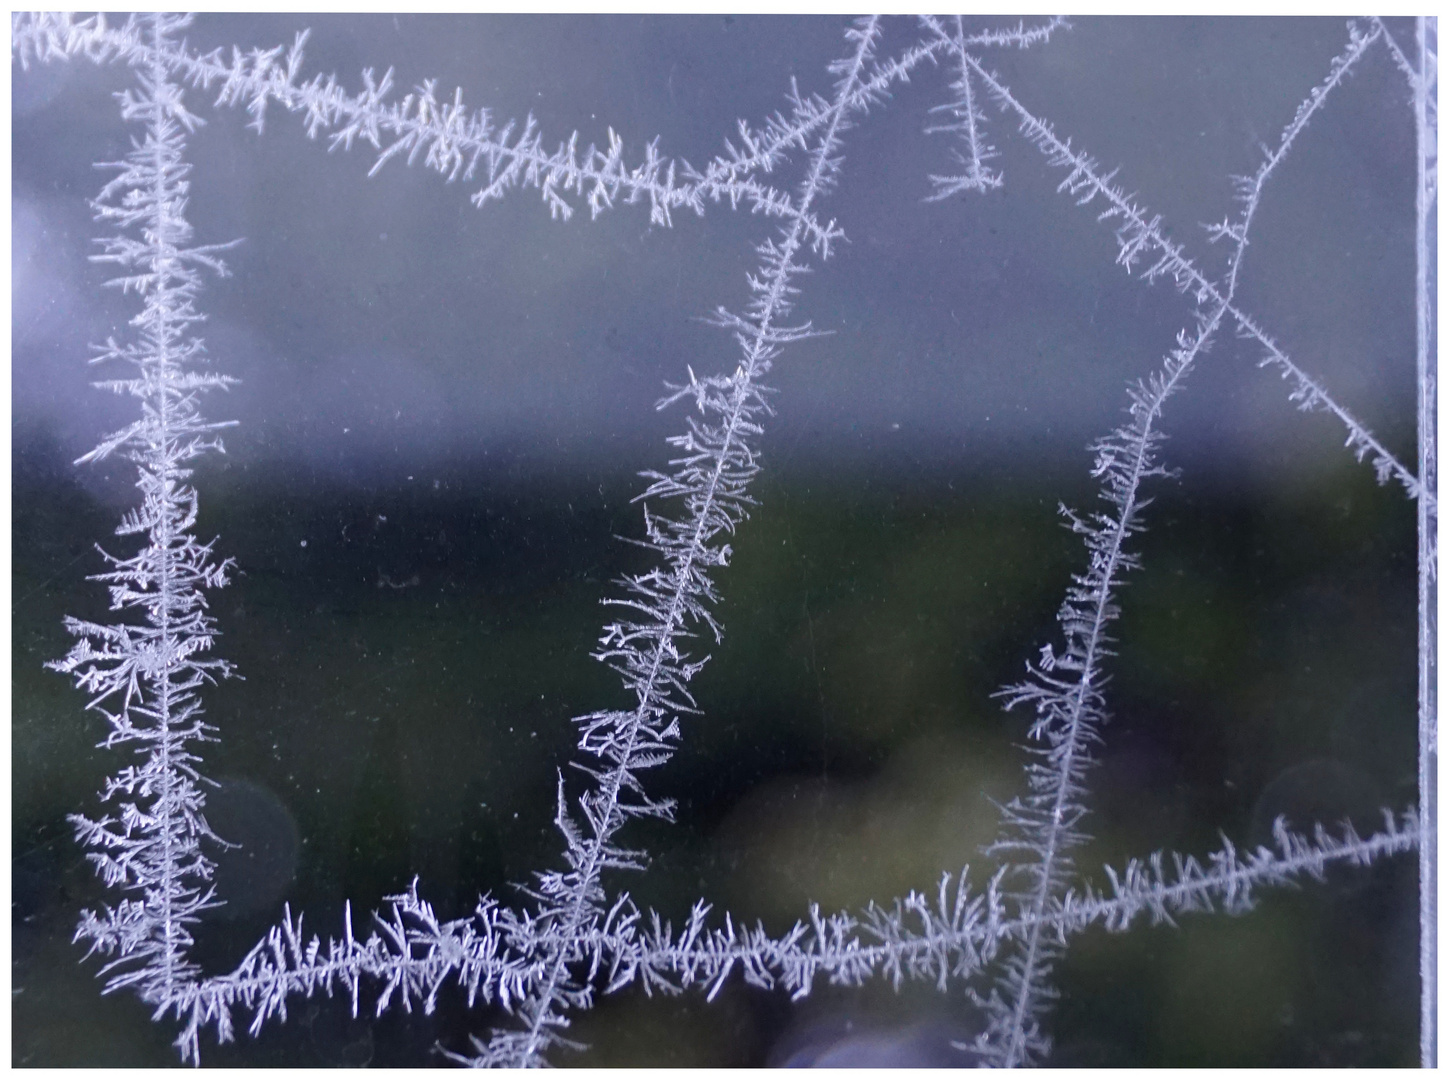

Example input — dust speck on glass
[10,12,1435,1068]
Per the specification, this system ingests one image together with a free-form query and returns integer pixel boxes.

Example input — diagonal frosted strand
[958,21,1431,511]
[170,809,1416,1065]
[12,11,833,249]
[461,18,892,1067]
[956,18,1389,1066]
[10,12,1064,239]
[589,812,1418,1004]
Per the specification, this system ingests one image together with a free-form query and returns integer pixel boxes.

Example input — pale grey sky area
[12,16,1419,493]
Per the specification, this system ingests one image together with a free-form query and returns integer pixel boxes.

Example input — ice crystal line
[11,13,1433,1068]
[38,11,240,1025]
[1409,15,1440,1068]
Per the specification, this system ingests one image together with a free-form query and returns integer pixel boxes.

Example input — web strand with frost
[13,12,1432,1067]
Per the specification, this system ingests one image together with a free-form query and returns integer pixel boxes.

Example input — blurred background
[13,15,1421,1066]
